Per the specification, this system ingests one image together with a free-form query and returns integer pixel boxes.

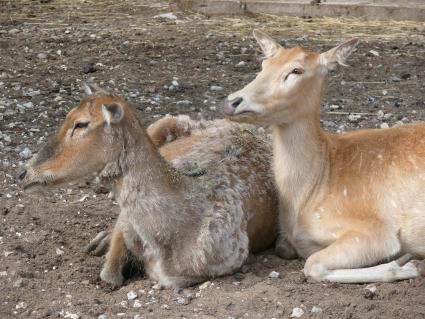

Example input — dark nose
[223,97,243,115]
[230,97,243,108]
[17,169,27,181]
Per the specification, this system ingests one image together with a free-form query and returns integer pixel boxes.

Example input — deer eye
[291,68,304,75]
[74,122,89,129]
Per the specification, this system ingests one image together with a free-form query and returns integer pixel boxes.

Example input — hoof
[275,243,297,260]
[411,260,425,277]
[100,268,124,288]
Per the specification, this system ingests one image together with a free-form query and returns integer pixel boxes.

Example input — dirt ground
[1,1,425,318]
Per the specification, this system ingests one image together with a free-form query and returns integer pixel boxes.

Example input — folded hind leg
[304,230,420,283]
[147,115,196,147]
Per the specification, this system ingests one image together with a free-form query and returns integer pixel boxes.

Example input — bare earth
[1,1,425,318]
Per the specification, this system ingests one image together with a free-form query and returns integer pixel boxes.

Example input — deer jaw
[224,29,358,127]
[19,94,128,192]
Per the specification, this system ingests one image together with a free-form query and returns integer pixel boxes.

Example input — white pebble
[133,300,142,308]
[365,284,377,293]
[210,85,223,91]
[127,290,138,300]
[15,302,27,309]
[19,147,32,160]
[268,271,280,278]
[154,12,177,20]
[380,123,389,129]
[199,281,211,290]
[291,307,305,318]
[369,50,380,57]
[311,306,323,314]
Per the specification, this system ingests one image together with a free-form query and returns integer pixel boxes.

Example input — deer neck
[272,113,329,216]
[112,124,198,244]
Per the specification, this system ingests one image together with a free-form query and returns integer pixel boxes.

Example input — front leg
[100,226,127,287]
[275,233,298,259]
[304,230,421,283]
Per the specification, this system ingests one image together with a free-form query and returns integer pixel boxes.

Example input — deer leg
[100,226,127,287]
[304,231,421,283]
[275,233,298,259]
[85,230,111,256]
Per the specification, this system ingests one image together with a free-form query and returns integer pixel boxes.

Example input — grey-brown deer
[224,30,425,283]
[19,85,279,288]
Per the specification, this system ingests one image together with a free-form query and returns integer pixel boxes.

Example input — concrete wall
[176,0,425,21]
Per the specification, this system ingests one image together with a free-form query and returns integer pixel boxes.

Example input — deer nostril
[230,97,243,109]
[17,169,27,180]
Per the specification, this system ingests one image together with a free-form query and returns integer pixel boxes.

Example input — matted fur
[20,92,278,288]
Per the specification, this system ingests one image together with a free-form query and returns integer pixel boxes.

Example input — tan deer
[19,84,279,288]
[224,30,425,283]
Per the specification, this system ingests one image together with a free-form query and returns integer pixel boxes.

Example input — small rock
[329,104,341,110]
[380,123,389,129]
[152,283,163,290]
[210,85,223,91]
[199,281,211,290]
[19,147,32,160]
[1,207,9,216]
[377,110,385,119]
[8,28,20,34]
[37,53,47,60]
[369,50,380,57]
[56,248,64,255]
[133,300,142,308]
[24,89,41,97]
[98,315,107,319]
[311,306,323,314]
[400,73,411,80]
[268,271,280,278]
[176,100,192,106]
[13,278,25,288]
[82,62,96,74]
[94,185,109,194]
[390,76,401,82]
[177,297,190,305]
[363,284,377,299]
[154,12,178,20]
[348,114,362,123]
[127,290,138,300]
[235,61,246,67]
[16,302,28,309]
[23,102,34,109]
[291,307,305,318]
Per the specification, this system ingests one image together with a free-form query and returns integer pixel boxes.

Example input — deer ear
[253,29,281,58]
[319,38,359,70]
[82,82,108,96]
[102,103,124,125]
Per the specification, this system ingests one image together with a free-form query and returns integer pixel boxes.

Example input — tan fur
[225,30,425,283]
[20,90,279,288]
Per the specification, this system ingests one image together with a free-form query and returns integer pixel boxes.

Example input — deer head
[223,29,358,126]
[18,84,135,192]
